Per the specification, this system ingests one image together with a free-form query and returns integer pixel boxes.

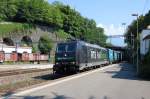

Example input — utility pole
[132,13,139,75]
[131,32,134,64]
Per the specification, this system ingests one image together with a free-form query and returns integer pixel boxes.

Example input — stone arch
[21,36,33,46]
[3,37,14,46]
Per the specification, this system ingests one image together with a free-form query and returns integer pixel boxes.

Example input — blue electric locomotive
[53,40,122,74]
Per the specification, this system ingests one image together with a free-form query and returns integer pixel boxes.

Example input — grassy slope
[0,22,72,40]
[0,22,34,37]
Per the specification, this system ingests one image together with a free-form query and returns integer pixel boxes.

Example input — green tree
[125,10,150,77]
[0,0,18,21]
[0,0,107,46]
[38,35,53,54]
[125,11,150,46]
[140,48,150,78]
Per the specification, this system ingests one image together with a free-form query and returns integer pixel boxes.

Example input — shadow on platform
[4,92,111,99]
[104,62,149,81]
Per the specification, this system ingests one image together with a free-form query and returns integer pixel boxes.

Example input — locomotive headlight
[55,62,59,65]
[71,62,75,64]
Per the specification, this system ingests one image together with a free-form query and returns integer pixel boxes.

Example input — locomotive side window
[57,43,76,52]
[100,50,107,60]
[82,46,87,60]
[90,50,97,59]
[97,50,101,59]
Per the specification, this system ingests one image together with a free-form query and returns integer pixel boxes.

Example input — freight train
[53,40,123,74]
[0,52,49,63]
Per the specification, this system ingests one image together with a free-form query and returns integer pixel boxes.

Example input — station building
[140,26,150,57]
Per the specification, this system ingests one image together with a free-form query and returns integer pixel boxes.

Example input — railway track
[0,63,118,97]
[0,62,111,78]
[0,68,51,77]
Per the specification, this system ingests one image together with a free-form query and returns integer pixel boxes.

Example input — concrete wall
[0,25,60,44]
[0,25,63,53]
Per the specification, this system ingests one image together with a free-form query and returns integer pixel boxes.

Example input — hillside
[0,0,107,47]
[0,22,71,42]
[0,22,72,53]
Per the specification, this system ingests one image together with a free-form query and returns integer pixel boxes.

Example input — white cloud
[97,24,125,36]
[97,23,126,46]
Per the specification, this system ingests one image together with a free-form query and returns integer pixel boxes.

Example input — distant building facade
[0,46,32,54]
[140,26,150,56]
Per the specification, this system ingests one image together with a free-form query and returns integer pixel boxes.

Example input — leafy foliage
[55,29,72,40]
[140,49,150,79]
[125,11,150,46]
[0,0,19,21]
[125,10,150,77]
[38,35,53,54]
[0,22,34,37]
[0,0,106,46]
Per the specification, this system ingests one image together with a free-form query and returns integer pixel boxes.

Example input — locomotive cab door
[77,44,88,69]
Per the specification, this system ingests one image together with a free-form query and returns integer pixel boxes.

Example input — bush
[38,35,53,54]
[32,44,38,53]
[56,29,72,40]
[139,49,150,79]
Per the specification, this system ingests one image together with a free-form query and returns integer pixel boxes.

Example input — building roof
[0,46,32,53]
[141,29,150,40]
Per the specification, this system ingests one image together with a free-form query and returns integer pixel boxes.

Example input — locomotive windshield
[57,42,76,52]
[57,44,66,52]
[67,43,76,52]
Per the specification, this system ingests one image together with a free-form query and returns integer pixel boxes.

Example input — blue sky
[48,0,150,46]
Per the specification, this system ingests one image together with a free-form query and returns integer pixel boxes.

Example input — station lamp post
[122,23,126,34]
[132,13,139,75]
[121,23,126,61]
